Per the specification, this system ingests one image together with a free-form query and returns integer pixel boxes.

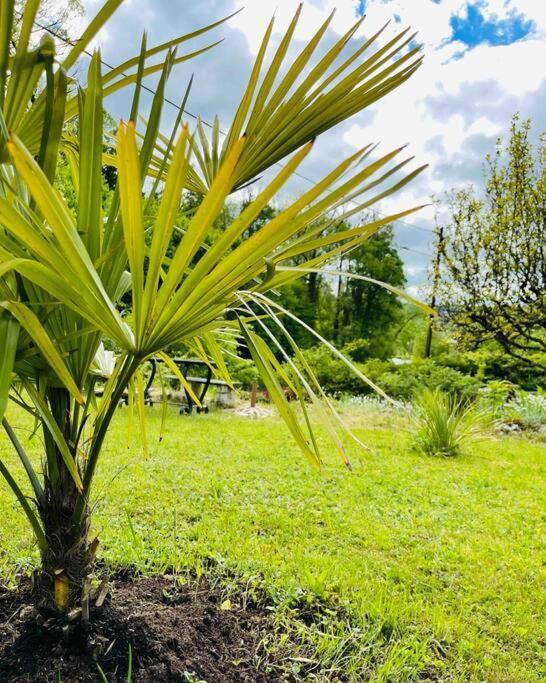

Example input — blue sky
[358,1,537,48]
[73,0,545,293]
[449,3,535,47]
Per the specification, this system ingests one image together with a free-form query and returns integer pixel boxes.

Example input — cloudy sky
[74,0,546,292]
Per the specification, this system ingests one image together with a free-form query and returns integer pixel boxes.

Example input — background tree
[333,226,406,359]
[237,206,407,356]
[14,0,84,51]
[215,201,334,352]
[439,115,546,368]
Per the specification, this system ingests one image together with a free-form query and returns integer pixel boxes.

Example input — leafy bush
[343,338,372,362]
[291,349,482,401]
[359,358,394,382]
[290,346,372,396]
[379,361,482,401]
[505,391,546,430]
[438,347,546,391]
[343,333,397,362]
[224,355,260,389]
[478,380,516,415]
[412,389,487,457]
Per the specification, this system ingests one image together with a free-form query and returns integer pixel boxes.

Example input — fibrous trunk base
[33,510,92,614]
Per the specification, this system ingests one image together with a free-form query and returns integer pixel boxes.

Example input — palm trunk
[32,388,90,613]
[32,357,139,613]
[34,484,91,612]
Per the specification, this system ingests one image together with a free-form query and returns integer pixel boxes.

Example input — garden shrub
[342,338,371,362]
[224,356,261,389]
[505,391,546,430]
[290,348,482,401]
[378,360,482,401]
[478,379,517,415]
[438,347,546,391]
[290,346,371,396]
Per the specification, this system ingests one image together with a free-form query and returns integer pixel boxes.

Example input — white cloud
[227,0,364,52]
[406,265,427,277]
[340,4,546,222]
[76,0,546,286]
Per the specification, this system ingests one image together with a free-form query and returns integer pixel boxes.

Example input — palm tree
[0,0,429,614]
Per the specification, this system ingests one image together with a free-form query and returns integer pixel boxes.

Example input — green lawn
[0,403,544,681]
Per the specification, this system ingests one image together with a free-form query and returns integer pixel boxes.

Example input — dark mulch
[0,574,282,682]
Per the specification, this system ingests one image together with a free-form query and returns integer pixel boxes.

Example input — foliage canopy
[439,115,546,368]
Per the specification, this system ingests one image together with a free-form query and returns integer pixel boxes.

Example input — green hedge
[229,342,544,399]
[437,348,545,391]
[286,346,483,400]
[377,360,482,401]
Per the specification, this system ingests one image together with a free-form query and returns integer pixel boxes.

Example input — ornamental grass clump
[412,389,487,457]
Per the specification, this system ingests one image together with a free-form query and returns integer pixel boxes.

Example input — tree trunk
[34,492,91,613]
[30,358,138,614]
[333,257,344,345]
[307,270,320,329]
[33,387,92,613]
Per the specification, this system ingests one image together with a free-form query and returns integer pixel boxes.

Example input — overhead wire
[17,10,436,270]
[24,12,436,240]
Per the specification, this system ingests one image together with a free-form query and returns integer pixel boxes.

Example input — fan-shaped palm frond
[151,6,423,194]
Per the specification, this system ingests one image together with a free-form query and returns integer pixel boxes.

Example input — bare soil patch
[0,574,280,682]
